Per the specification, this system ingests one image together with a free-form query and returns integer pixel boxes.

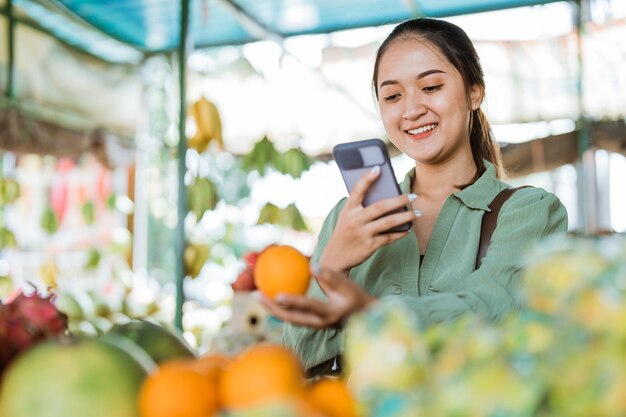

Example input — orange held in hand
[253,245,311,299]
[218,343,305,410]
[139,361,219,417]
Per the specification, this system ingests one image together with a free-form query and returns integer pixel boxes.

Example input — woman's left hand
[259,266,376,329]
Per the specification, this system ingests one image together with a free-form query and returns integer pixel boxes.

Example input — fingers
[368,208,417,235]
[275,294,329,313]
[262,299,327,328]
[345,166,381,208]
[364,193,416,222]
[259,295,330,329]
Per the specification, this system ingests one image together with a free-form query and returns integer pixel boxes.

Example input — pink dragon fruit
[0,292,68,374]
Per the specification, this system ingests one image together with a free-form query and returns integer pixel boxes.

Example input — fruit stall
[2,0,626,416]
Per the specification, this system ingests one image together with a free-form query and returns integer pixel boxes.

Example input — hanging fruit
[187,96,223,153]
[256,203,308,231]
[256,202,281,225]
[0,178,20,205]
[275,148,313,179]
[81,201,96,225]
[84,248,101,270]
[0,275,13,299]
[186,177,219,221]
[241,136,281,176]
[281,203,309,231]
[183,243,210,279]
[0,227,17,249]
[38,260,59,289]
[40,207,58,235]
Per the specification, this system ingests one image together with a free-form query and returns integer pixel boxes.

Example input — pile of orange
[138,343,357,417]
[138,353,227,417]
[253,244,311,299]
[218,343,305,410]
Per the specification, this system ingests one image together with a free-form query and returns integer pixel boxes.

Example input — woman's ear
[469,85,483,110]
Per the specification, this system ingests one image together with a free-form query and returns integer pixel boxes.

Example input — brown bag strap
[475,186,530,269]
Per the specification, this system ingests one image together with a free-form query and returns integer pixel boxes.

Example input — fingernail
[408,193,417,201]
[414,209,423,217]
[311,263,321,275]
[370,165,380,175]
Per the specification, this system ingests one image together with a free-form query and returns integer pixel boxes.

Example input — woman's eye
[423,84,443,93]
[383,94,400,102]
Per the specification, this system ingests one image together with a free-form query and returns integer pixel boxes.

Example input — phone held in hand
[333,138,411,233]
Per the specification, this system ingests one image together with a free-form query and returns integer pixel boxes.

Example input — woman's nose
[402,96,427,120]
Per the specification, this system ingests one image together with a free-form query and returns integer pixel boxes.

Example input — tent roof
[8,0,562,63]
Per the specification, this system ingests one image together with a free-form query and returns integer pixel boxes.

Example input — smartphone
[332,138,411,233]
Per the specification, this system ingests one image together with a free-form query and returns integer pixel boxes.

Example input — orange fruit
[218,343,305,410]
[139,361,218,417]
[253,245,310,299]
[192,352,230,403]
[306,377,358,417]
[193,352,230,381]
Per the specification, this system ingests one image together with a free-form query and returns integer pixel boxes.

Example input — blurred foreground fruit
[306,377,358,417]
[218,343,305,410]
[0,336,155,417]
[139,361,218,417]
[253,245,310,299]
[193,352,231,384]
[108,320,196,364]
[345,298,429,394]
[0,291,67,374]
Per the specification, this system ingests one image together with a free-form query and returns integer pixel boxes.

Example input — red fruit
[0,292,68,375]
[232,270,255,291]
[232,251,260,292]
[243,251,260,265]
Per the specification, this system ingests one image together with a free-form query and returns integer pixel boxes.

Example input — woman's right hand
[320,166,418,273]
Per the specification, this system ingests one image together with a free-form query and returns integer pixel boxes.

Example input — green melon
[0,336,155,417]
[108,320,196,364]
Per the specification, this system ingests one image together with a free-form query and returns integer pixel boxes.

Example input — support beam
[174,0,190,331]
[6,0,15,99]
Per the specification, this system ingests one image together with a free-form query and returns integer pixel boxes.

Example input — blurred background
[1,0,625,348]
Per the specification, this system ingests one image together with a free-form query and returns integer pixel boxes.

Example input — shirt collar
[399,161,504,211]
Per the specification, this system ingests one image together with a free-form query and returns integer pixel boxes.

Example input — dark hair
[372,18,503,179]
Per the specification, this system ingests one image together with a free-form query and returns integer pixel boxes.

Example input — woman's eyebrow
[417,69,445,79]
[379,69,446,89]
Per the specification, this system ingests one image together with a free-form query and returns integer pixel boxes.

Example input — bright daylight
[1,0,626,416]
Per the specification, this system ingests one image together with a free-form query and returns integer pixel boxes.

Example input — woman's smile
[405,123,438,140]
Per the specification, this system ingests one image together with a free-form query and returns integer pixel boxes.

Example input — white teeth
[408,124,437,135]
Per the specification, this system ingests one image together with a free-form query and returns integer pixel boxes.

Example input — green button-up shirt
[283,162,568,371]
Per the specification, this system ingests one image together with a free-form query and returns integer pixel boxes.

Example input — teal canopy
[7,0,562,63]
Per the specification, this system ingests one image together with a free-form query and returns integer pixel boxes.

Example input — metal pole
[573,0,595,235]
[174,0,190,331]
[6,0,15,99]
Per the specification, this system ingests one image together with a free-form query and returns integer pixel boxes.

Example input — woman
[261,17,568,376]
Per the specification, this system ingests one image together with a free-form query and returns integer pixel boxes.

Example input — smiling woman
[264,17,569,377]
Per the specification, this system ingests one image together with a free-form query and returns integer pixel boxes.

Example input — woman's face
[376,38,480,165]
